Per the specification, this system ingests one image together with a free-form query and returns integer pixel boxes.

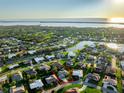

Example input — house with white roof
[34,57,45,63]
[72,70,83,78]
[8,53,16,59]
[46,55,55,60]
[68,52,76,58]
[30,79,44,89]
[28,50,36,55]
[8,64,19,70]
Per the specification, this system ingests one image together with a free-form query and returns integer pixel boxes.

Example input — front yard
[81,87,102,93]
[56,84,82,93]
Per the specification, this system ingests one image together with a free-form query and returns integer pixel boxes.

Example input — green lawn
[116,68,123,93]
[81,87,102,93]
[59,59,67,65]
[57,84,82,93]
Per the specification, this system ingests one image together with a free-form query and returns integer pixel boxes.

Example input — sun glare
[110,18,124,23]
[106,43,118,50]
[112,0,124,3]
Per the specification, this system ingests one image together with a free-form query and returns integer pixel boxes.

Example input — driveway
[102,83,118,93]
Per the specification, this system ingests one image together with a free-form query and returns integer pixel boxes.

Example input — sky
[0,0,124,19]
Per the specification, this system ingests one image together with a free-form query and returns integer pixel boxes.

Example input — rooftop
[72,70,83,77]
[30,79,44,89]
[10,86,25,93]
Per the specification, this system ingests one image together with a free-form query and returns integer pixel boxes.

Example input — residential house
[122,80,124,89]
[97,56,108,64]
[34,57,45,64]
[10,85,25,93]
[77,53,85,61]
[68,52,76,58]
[39,65,50,71]
[29,79,44,90]
[94,67,104,73]
[51,62,63,70]
[65,89,78,93]
[106,66,116,75]
[87,73,100,81]
[12,72,23,82]
[56,53,65,59]
[3,48,11,54]
[0,89,3,93]
[120,55,124,60]
[121,61,124,70]
[28,50,36,55]
[88,55,96,61]
[0,61,4,67]
[24,69,37,76]
[46,55,55,61]
[9,64,19,70]
[6,60,14,65]
[66,61,73,67]
[91,48,98,54]
[23,60,32,66]
[87,55,96,65]
[72,70,83,80]
[45,75,58,85]
[0,75,8,84]
[103,75,117,86]
[8,53,16,59]
[122,71,124,78]
[95,57,107,73]
[77,62,86,69]
[58,70,68,80]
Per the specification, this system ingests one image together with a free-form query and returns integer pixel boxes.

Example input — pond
[67,41,124,55]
